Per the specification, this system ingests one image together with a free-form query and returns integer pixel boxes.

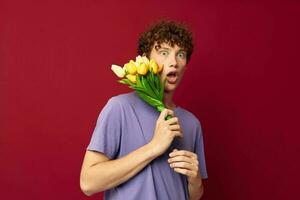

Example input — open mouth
[166,71,177,84]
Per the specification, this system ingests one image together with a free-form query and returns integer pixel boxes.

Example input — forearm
[188,174,204,200]
[83,142,158,195]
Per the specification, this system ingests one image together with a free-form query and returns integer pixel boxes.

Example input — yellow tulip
[158,64,164,73]
[124,60,137,75]
[126,74,137,83]
[135,55,144,65]
[137,62,149,75]
[141,56,150,66]
[149,59,159,74]
[111,64,125,78]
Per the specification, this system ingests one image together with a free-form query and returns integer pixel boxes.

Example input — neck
[163,90,176,110]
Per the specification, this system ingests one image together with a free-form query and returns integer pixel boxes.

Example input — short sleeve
[194,120,208,179]
[86,97,122,159]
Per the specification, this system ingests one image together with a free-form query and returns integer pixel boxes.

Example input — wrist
[146,141,161,158]
[188,175,202,188]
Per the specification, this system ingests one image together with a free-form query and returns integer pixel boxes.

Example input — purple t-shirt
[87,91,208,200]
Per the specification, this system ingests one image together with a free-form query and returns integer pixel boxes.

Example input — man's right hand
[149,108,183,156]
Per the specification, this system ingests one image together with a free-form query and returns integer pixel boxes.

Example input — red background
[1,1,299,199]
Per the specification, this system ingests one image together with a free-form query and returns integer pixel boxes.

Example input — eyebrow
[156,46,186,53]
[158,47,170,51]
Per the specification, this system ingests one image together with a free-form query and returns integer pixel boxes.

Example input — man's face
[149,42,188,93]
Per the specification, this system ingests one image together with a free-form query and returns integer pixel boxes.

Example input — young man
[80,20,208,200]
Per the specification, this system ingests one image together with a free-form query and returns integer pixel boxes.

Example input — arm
[188,173,204,200]
[80,109,182,196]
[80,142,158,196]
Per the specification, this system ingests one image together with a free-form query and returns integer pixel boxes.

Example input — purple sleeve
[86,97,122,159]
[194,120,208,179]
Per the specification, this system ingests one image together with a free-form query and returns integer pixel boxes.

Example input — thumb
[173,148,178,152]
[158,108,174,122]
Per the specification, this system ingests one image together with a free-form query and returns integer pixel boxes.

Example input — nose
[168,54,177,68]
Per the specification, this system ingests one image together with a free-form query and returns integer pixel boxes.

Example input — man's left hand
[168,149,201,182]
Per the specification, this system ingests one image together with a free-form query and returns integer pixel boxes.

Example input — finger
[172,131,183,138]
[169,162,198,171]
[166,117,179,125]
[173,168,198,178]
[170,148,178,153]
[168,155,191,163]
[158,109,174,122]
[168,157,199,168]
[169,124,180,131]
[169,150,196,159]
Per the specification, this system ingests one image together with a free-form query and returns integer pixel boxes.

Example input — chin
[164,84,177,93]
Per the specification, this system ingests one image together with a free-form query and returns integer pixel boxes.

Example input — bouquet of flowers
[111,55,172,120]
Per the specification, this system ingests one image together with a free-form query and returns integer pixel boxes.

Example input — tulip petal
[149,59,159,74]
[126,74,137,83]
[136,55,144,64]
[158,64,164,73]
[142,56,150,65]
[111,64,125,78]
[137,62,149,75]
[125,61,137,75]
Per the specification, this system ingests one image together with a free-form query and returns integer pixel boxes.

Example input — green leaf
[119,79,137,88]
[135,90,164,108]
[141,75,158,98]
[119,79,130,85]
[159,79,166,101]
[117,72,167,116]
[136,74,142,88]
[146,72,160,98]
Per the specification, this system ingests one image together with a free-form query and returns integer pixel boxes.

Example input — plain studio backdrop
[1,0,299,199]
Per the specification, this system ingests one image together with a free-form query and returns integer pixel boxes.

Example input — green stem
[165,115,172,120]
[157,105,173,121]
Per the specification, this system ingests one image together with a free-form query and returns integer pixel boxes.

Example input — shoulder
[96,92,135,121]
[103,91,137,112]
[177,107,202,129]
[107,91,136,106]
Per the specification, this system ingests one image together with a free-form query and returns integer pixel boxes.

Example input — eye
[159,50,169,56]
[177,52,186,59]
